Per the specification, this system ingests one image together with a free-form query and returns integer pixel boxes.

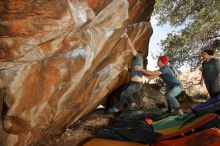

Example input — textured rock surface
[0,0,155,145]
[178,69,208,96]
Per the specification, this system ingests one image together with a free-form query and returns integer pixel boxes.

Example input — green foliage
[154,0,220,69]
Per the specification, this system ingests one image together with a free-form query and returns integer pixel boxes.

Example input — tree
[154,0,220,70]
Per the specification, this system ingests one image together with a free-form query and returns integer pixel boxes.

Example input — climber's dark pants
[116,82,142,110]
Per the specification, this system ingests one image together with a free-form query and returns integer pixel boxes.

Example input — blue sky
[147,16,185,70]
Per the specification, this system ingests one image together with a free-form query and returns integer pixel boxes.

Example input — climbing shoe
[108,107,119,113]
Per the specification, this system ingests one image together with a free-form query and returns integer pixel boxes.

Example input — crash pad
[192,94,220,115]
[117,108,173,122]
[95,119,161,144]
[153,113,219,140]
[83,138,148,146]
[152,128,220,146]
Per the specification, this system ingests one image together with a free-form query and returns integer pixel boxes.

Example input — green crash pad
[153,113,218,140]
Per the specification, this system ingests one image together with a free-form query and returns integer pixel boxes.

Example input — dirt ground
[37,108,114,146]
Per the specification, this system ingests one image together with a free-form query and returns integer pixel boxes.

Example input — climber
[108,29,148,113]
[135,55,184,116]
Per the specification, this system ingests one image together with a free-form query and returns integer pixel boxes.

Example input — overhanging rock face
[0,0,155,145]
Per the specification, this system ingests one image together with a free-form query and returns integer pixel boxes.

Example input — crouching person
[136,55,184,116]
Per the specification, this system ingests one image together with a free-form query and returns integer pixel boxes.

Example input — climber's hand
[121,28,128,39]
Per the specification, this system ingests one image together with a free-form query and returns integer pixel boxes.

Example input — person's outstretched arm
[122,29,137,56]
[127,38,137,56]
[135,65,161,77]
[138,68,162,77]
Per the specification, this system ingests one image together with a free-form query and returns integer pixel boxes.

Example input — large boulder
[0,0,155,145]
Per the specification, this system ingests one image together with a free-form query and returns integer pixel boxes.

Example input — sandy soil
[38,109,114,146]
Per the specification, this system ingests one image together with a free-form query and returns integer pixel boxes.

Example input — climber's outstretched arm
[127,38,137,56]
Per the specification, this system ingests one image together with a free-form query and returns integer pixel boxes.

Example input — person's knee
[167,94,179,103]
